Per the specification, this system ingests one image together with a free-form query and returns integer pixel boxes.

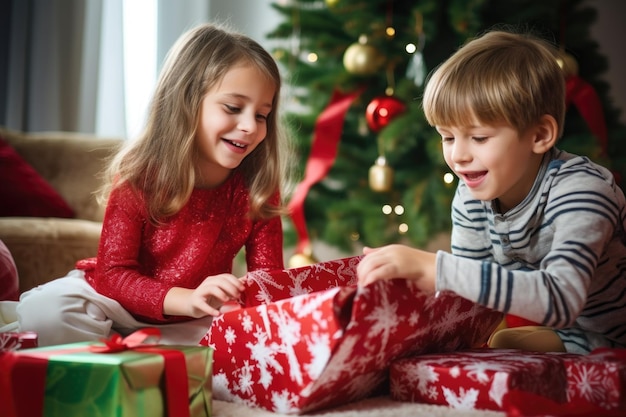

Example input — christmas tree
[268,0,626,259]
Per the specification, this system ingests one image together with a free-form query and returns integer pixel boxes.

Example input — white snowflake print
[333,256,360,285]
[465,362,502,384]
[247,325,284,389]
[362,285,399,362]
[286,269,314,297]
[212,372,240,402]
[442,386,479,410]
[408,310,420,326]
[488,371,510,407]
[289,287,338,320]
[427,298,467,341]
[241,312,254,333]
[0,333,20,350]
[246,269,286,304]
[420,365,441,397]
[233,360,256,396]
[224,326,236,345]
[269,306,304,385]
[271,389,300,414]
[568,362,619,409]
[304,331,331,379]
[404,363,440,397]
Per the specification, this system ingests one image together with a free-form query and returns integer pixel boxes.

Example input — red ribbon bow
[90,327,161,353]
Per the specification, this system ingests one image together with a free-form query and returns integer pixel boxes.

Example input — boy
[357,30,626,354]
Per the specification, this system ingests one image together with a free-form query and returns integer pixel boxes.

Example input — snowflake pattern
[443,386,480,410]
[203,256,504,414]
[566,355,622,409]
[0,332,37,351]
[390,348,626,413]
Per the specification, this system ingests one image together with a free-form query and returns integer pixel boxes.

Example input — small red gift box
[390,349,567,412]
[0,331,38,351]
[202,256,502,414]
[391,348,626,416]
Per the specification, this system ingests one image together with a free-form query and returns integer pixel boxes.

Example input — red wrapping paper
[0,331,38,351]
[561,349,626,411]
[202,256,503,414]
[288,88,364,255]
[390,349,566,412]
[390,348,626,416]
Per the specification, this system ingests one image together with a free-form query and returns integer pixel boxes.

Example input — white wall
[207,0,280,47]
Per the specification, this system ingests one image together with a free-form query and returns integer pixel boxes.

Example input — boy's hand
[356,244,437,294]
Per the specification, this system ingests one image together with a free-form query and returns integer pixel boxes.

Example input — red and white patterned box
[201,256,503,414]
[390,349,567,412]
[390,348,626,416]
[0,332,38,351]
[561,349,626,411]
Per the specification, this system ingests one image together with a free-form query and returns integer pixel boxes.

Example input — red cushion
[0,239,18,300]
[0,136,75,218]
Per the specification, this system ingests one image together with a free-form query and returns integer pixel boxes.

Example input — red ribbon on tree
[565,74,608,157]
[288,87,364,255]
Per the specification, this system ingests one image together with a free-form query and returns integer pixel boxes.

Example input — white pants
[3,270,213,347]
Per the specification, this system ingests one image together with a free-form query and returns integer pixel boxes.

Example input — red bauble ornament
[365,96,406,132]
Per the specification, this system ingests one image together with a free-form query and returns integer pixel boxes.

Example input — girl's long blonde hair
[100,23,289,222]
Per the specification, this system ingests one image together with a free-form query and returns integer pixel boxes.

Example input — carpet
[213,396,506,417]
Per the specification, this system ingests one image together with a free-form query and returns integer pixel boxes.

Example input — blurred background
[1,0,624,263]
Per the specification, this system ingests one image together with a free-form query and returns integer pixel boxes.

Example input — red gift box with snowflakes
[0,332,38,351]
[201,256,503,414]
[561,348,626,411]
[390,349,567,412]
[390,348,626,416]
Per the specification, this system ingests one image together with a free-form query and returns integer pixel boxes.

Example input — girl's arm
[91,185,178,322]
[245,192,284,272]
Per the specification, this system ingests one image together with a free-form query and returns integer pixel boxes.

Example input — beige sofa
[0,126,122,294]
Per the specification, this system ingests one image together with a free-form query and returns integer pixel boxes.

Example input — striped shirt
[436,148,626,353]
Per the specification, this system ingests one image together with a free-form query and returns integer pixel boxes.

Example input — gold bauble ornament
[556,50,578,77]
[343,35,385,76]
[325,0,340,7]
[369,156,394,192]
[288,247,318,268]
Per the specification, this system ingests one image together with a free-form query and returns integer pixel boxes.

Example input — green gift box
[0,329,212,417]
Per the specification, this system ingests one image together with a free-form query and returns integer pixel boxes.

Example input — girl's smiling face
[194,64,275,188]
[437,120,547,213]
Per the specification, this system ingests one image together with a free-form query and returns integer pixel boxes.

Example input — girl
[15,23,290,346]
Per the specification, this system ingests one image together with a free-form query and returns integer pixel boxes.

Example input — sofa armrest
[0,218,102,293]
[0,127,122,221]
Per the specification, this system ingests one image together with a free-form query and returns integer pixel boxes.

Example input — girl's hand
[356,244,437,294]
[164,273,245,318]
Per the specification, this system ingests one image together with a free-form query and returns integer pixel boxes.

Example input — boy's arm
[438,171,622,328]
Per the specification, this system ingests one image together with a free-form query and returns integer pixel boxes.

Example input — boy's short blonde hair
[422,30,565,137]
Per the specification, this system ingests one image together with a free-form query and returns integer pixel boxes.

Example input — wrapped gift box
[390,348,626,416]
[390,349,567,412]
[561,349,626,411]
[202,256,503,414]
[0,331,38,351]
[0,330,213,417]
